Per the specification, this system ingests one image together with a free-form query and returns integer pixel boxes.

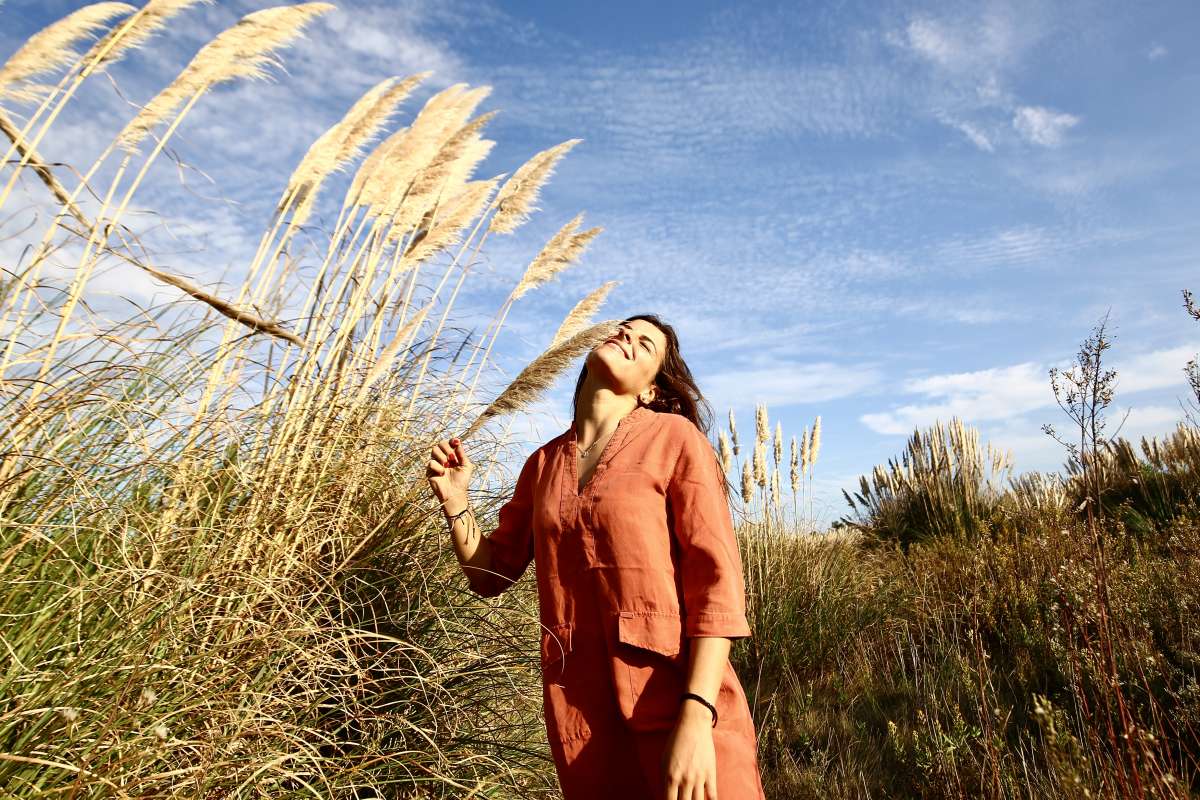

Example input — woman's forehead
[624,318,664,342]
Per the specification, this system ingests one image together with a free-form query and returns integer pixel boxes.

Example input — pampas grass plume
[402,177,497,262]
[116,3,335,153]
[355,300,433,399]
[548,280,620,349]
[0,2,135,100]
[488,138,580,234]
[82,0,213,71]
[790,435,799,493]
[511,213,601,302]
[811,414,822,469]
[753,440,766,487]
[461,319,621,440]
[718,430,732,474]
[285,72,427,222]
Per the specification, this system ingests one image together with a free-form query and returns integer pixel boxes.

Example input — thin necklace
[575,415,625,458]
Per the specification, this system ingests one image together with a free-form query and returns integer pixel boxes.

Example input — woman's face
[586,319,668,401]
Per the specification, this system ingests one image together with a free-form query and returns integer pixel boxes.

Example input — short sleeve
[666,420,752,639]
[476,451,538,597]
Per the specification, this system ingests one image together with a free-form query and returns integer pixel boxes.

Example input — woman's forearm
[440,491,494,595]
[679,635,731,727]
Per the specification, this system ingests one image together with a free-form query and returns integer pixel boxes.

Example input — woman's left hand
[660,709,718,799]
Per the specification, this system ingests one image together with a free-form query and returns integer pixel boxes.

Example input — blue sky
[2,0,1198,527]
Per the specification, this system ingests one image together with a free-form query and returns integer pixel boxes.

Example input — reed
[0,2,134,102]
[751,420,1199,799]
[548,280,620,349]
[0,6,605,794]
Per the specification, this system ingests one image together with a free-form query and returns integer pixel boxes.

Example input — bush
[839,418,1013,549]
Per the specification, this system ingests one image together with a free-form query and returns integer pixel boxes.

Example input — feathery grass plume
[390,108,497,236]
[347,124,404,208]
[755,403,768,445]
[811,414,822,469]
[549,280,620,349]
[404,108,497,200]
[801,425,810,474]
[0,2,135,101]
[753,440,767,487]
[115,3,335,153]
[728,408,739,456]
[772,467,781,509]
[376,84,487,212]
[839,417,1013,545]
[488,138,581,234]
[401,177,497,263]
[790,435,799,494]
[774,420,782,464]
[461,320,621,440]
[511,213,602,302]
[740,460,753,504]
[718,430,732,474]
[285,72,427,224]
[81,0,213,71]
[359,83,487,217]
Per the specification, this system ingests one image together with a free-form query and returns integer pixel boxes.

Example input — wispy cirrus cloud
[885,2,1083,151]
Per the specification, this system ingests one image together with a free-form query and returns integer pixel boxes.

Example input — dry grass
[0,5,612,796]
[4,5,1196,799]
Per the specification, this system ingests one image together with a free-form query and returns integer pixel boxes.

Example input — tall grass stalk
[0,8,606,795]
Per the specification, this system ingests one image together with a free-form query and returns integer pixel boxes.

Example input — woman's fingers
[430,440,457,466]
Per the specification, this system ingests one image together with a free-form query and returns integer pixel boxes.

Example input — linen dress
[474,405,767,799]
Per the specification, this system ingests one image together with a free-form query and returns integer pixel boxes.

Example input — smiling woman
[428,313,767,799]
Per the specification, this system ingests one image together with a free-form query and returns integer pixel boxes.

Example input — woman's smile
[604,339,629,359]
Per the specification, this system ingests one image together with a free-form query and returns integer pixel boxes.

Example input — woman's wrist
[679,693,718,727]
[442,492,469,518]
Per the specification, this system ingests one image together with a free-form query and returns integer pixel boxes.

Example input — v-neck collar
[564,404,652,496]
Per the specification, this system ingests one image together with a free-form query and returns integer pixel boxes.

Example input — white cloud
[703,361,883,415]
[903,17,964,68]
[1116,404,1186,436]
[1012,105,1080,147]
[953,119,994,152]
[1114,346,1197,394]
[1147,43,1168,61]
[897,10,1021,76]
[861,345,1196,436]
[861,361,1049,435]
[886,7,1090,155]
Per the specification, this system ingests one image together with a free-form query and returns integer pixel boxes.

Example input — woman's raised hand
[427,437,473,507]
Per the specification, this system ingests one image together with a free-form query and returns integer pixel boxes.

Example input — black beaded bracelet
[444,504,472,527]
[680,691,718,727]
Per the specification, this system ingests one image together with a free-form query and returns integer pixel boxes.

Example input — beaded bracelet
[680,691,718,727]
[444,504,472,528]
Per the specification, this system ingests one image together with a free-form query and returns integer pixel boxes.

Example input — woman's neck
[574,387,638,445]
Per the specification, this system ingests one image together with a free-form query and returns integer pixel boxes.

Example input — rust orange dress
[476,405,767,798]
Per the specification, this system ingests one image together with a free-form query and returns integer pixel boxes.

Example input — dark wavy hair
[571,313,731,500]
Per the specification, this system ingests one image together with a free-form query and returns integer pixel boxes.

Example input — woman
[426,314,767,799]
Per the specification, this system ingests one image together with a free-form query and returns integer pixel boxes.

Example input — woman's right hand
[427,437,473,507]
